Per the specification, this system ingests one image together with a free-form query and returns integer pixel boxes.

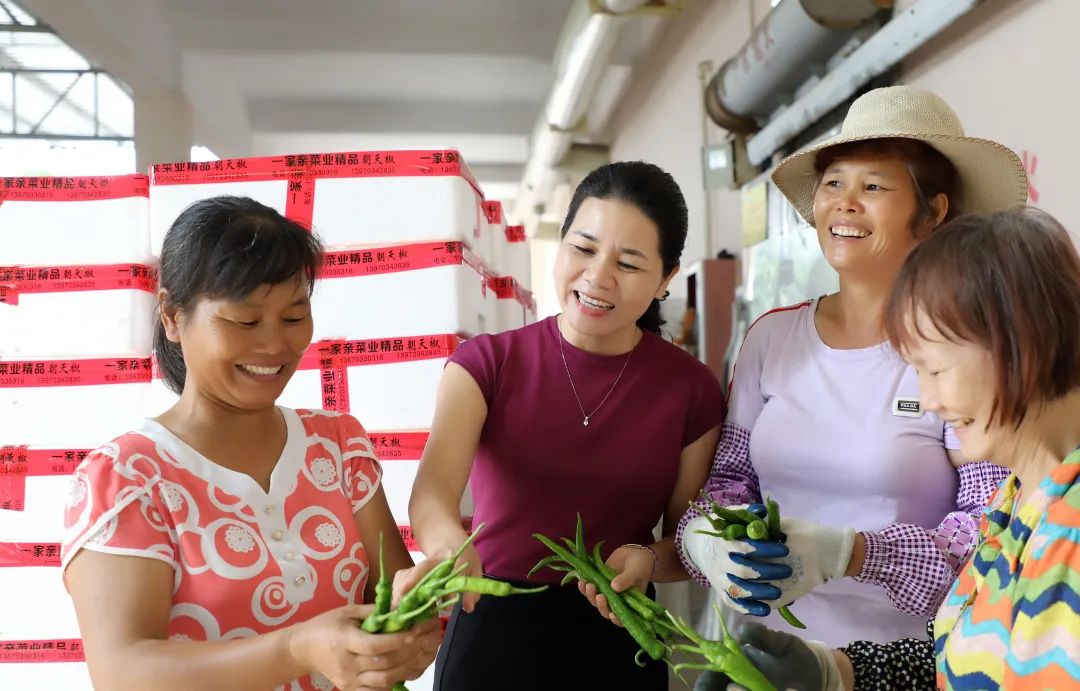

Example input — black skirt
[434,577,668,691]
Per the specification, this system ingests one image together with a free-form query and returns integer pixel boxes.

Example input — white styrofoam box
[312,176,486,259]
[314,242,490,340]
[0,175,150,266]
[518,284,538,326]
[0,659,92,691]
[382,460,419,524]
[148,336,455,430]
[0,476,72,541]
[380,459,472,526]
[0,358,151,448]
[149,150,487,263]
[148,377,179,419]
[279,359,445,431]
[479,199,503,275]
[481,271,498,336]
[279,337,455,430]
[489,276,525,333]
[0,562,89,688]
[480,200,506,277]
[150,177,287,255]
[504,224,532,290]
[0,567,80,638]
[0,265,155,358]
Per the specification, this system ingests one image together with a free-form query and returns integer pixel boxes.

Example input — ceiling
[16,0,660,207]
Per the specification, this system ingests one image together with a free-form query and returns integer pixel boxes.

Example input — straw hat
[771,85,1029,227]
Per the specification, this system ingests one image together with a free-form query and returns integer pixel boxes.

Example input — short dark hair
[154,196,324,394]
[815,138,962,232]
[560,161,687,334]
[885,207,1080,429]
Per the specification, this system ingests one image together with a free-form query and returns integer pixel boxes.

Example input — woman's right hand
[287,603,442,691]
[393,543,484,614]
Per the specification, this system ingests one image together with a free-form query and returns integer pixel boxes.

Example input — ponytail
[635,298,664,335]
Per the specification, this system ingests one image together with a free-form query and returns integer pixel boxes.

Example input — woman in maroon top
[404,161,726,689]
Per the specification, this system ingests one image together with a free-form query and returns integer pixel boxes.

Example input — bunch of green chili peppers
[686,491,806,630]
[531,515,778,691]
[360,526,546,691]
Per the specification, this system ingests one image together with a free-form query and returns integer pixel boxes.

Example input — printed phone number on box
[0,376,81,385]
[348,166,397,176]
[10,281,96,291]
[320,262,414,277]
[0,651,84,662]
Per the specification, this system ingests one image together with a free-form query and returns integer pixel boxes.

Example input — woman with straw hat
[701,206,1080,690]
[676,85,1029,647]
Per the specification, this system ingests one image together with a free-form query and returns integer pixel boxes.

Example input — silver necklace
[557,321,634,427]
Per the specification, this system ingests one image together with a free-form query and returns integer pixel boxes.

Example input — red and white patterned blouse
[61,407,383,691]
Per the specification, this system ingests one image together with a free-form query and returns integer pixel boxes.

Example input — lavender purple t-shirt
[449,316,725,583]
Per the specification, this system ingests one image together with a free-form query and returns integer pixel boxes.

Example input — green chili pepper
[765,497,781,540]
[778,605,805,629]
[361,534,391,633]
[746,519,768,540]
[723,523,747,540]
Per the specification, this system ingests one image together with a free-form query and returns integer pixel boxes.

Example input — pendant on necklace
[583,417,590,427]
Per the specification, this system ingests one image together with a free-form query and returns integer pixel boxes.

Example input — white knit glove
[762,516,856,606]
[682,513,792,616]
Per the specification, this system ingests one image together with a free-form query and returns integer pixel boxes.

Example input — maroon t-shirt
[449,316,725,582]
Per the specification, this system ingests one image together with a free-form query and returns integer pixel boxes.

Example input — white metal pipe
[707,0,883,133]
[745,0,982,165]
[514,0,651,225]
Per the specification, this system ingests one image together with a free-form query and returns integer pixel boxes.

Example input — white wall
[610,0,772,301]
[899,0,1080,244]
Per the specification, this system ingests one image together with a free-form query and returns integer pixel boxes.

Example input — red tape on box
[150,149,482,197]
[285,176,316,229]
[0,174,148,202]
[399,517,472,553]
[299,335,458,413]
[318,364,351,414]
[0,264,155,305]
[366,432,429,462]
[320,241,478,279]
[150,151,483,228]
[487,276,516,300]
[0,357,153,388]
[482,200,503,225]
[0,447,89,512]
[505,225,526,243]
[0,638,85,663]
[0,542,61,567]
[299,335,458,372]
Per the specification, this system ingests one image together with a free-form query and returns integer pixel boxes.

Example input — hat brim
[770,132,1029,227]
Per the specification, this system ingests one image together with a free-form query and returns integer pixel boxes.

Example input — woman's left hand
[577,544,654,627]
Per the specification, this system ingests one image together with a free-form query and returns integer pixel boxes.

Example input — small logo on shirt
[893,398,922,418]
